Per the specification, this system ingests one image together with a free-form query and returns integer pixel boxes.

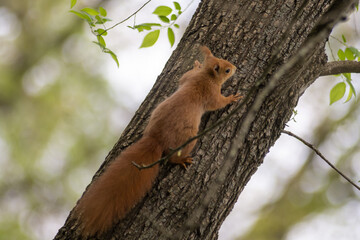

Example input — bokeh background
[0,1,359,239]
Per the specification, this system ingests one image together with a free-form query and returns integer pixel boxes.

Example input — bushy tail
[75,136,162,236]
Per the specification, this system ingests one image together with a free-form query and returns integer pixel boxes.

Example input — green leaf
[69,10,92,22]
[101,17,112,23]
[132,23,162,32]
[95,16,112,24]
[137,23,162,27]
[110,53,119,68]
[143,23,162,27]
[343,73,351,80]
[167,27,175,47]
[135,26,145,32]
[141,26,152,31]
[174,24,180,28]
[81,7,99,16]
[153,6,172,16]
[140,30,160,48]
[346,78,356,97]
[337,49,345,60]
[173,1,181,10]
[97,35,106,48]
[348,47,360,57]
[171,14,177,21]
[70,0,77,8]
[341,34,346,43]
[96,28,107,36]
[92,41,102,48]
[345,87,353,103]
[330,82,346,105]
[99,7,107,17]
[95,15,104,24]
[104,49,119,68]
[345,47,355,60]
[159,16,170,23]
[344,78,356,103]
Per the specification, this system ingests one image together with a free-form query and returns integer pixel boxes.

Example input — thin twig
[282,130,360,191]
[327,40,336,61]
[329,35,348,47]
[167,0,196,29]
[106,0,152,32]
[183,0,196,13]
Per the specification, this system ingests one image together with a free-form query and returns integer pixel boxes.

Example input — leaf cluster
[329,35,360,105]
[69,0,119,67]
[127,2,182,48]
[68,1,185,67]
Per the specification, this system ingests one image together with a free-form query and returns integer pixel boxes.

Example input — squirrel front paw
[229,93,243,103]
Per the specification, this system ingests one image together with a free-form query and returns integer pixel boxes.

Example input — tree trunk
[54,0,357,239]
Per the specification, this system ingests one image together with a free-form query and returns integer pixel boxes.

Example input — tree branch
[320,60,360,76]
[282,130,360,192]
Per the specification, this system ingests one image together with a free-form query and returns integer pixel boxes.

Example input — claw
[184,157,193,164]
[232,93,243,102]
[180,157,193,169]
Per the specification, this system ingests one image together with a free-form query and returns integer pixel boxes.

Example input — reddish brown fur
[74,46,241,236]
[75,136,162,236]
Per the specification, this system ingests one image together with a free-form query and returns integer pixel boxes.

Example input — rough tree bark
[54,0,357,239]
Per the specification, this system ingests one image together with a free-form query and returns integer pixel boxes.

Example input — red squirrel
[74,46,241,236]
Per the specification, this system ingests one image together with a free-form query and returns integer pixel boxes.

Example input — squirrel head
[200,46,236,84]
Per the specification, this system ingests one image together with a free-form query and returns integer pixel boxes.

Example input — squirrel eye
[225,68,231,74]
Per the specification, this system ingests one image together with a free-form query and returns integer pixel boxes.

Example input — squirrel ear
[194,60,201,68]
[200,46,213,57]
[214,64,219,72]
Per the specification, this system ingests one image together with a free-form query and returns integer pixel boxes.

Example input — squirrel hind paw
[170,156,193,169]
[180,157,193,169]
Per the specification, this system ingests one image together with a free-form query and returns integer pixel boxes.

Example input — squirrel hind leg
[177,157,193,169]
[169,155,193,169]
[168,140,197,169]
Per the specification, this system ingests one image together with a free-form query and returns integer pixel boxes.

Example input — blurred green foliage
[240,100,360,240]
[1,1,359,240]
[0,0,119,239]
